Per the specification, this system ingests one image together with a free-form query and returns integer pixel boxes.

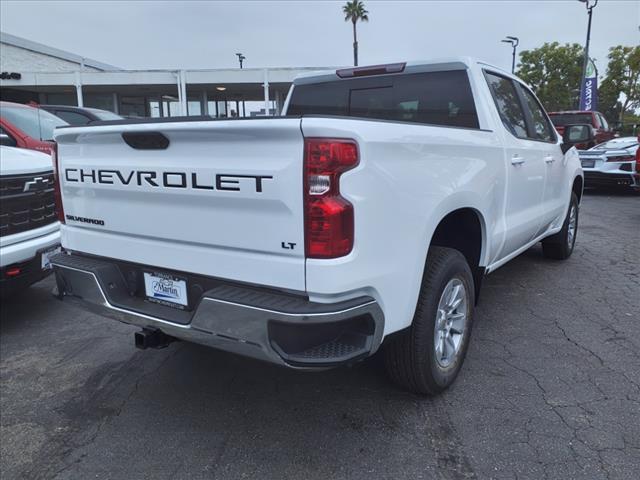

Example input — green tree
[598,46,640,128]
[343,0,369,66]
[516,42,584,111]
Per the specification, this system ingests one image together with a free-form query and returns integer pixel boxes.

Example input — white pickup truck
[50,58,588,394]
[1,146,61,297]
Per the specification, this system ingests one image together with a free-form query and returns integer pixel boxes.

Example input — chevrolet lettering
[64,168,273,192]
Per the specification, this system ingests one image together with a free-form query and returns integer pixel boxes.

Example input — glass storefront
[84,94,115,111]
[36,90,261,119]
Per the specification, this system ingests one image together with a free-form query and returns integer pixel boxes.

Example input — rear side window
[484,72,528,138]
[287,70,479,129]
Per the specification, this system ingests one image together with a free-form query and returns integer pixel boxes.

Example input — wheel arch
[427,206,488,303]
[572,175,584,204]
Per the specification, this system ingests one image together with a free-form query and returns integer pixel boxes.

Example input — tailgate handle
[122,132,169,150]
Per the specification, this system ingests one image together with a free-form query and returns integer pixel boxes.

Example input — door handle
[544,155,555,163]
[511,154,525,165]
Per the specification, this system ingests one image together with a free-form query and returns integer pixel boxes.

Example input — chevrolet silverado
[50,58,588,394]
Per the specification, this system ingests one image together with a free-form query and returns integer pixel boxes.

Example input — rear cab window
[548,113,594,127]
[287,70,479,129]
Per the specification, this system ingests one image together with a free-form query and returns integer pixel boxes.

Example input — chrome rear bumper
[51,252,384,368]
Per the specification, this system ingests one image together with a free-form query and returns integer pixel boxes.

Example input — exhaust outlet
[135,328,176,350]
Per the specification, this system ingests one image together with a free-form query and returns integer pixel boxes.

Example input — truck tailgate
[54,118,306,291]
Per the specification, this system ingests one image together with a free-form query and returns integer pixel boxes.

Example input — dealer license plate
[41,246,61,270]
[143,271,188,309]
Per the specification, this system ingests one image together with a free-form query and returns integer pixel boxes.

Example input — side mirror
[561,124,594,154]
[0,133,17,147]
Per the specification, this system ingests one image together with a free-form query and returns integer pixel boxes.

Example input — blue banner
[579,59,598,111]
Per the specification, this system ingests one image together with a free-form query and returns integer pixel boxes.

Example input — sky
[1,0,638,74]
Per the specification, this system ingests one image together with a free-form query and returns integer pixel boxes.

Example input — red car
[0,101,68,154]
[548,110,615,149]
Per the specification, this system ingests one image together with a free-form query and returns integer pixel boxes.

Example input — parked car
[578,136,640,190]
[0,101,68,154]
[548,110,615,149]
[0,146,61,297]
[49,58,586,395]
[636,137,640,192]
[39,105,122,126]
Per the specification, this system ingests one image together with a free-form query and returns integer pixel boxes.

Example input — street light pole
[501,36,519,73]
[235,53,246,117]
[235,53,246,69]
[579,0,598,107]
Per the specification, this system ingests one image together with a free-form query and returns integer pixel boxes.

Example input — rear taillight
[51,143,65,223]
[304,138,358,258]
[636,148,640,174]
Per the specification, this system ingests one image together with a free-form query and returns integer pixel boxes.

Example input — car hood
[0,146,53,176]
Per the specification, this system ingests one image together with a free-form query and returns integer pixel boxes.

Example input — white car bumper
[0,222,61,267]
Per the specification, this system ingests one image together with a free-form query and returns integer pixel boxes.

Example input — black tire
[541,193,579,260]
[383,246,475,395]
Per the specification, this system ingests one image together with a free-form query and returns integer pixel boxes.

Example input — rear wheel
[542,193,579,260]
[384,247,475,395]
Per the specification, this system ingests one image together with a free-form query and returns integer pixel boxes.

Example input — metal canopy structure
[0,67,337,117]
[1,31,338,117]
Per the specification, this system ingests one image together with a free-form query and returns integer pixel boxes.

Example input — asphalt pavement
[1,190,639,480]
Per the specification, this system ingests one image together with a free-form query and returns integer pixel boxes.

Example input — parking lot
[1,191,638,480]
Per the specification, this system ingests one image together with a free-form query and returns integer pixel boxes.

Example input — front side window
[0,106,68,141]
[288,70,479,129]
[519,86,556,142]
[0,126,17,147]
[598,114,609,131]
[484,72,528,138]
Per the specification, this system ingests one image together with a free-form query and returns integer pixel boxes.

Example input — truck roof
[292,57,515,85]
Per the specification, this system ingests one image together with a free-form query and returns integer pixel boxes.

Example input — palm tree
[343,0,369,66]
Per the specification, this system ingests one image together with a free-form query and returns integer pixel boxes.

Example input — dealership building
[0,31,332,118]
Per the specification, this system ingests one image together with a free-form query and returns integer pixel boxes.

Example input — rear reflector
[51,143,65,224]
[5,267,21,277]
[336,62,406,78]
[304,139,359,258]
